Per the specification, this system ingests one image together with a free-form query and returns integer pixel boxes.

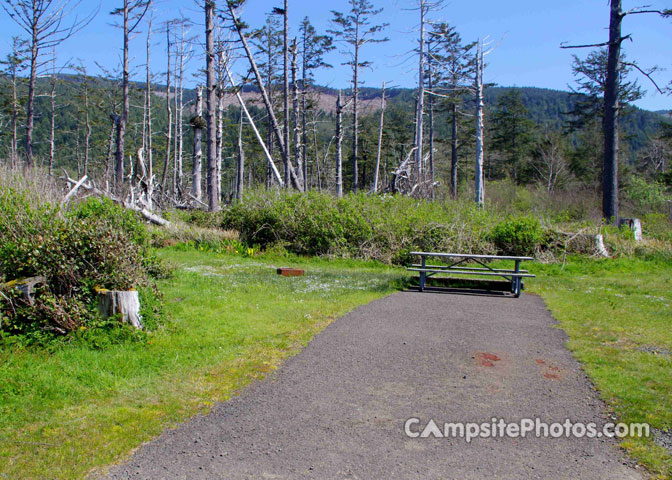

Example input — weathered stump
[559,232,610,257]
[96,288,143,329]
[1,276,47,305]
[618,217,642,242]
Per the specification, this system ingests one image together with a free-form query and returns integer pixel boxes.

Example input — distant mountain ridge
[6,75,668,170]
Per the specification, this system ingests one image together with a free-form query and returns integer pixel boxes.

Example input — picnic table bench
[408,251,536,297]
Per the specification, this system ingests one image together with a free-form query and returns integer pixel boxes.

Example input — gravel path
[105,290,643,480]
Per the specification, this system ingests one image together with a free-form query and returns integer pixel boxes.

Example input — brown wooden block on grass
[277,268,304,277]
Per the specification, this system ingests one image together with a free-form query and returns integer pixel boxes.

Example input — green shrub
[221,190,497,264]
[490,216,545,256]
[0,192,164,343]
[642,213,672,242]
[625,177,669,213]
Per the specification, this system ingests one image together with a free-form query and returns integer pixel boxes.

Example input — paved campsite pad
[105,291,642,480]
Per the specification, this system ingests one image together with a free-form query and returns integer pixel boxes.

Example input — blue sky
[1,0,670,111]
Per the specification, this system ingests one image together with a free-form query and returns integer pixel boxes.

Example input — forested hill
[170,82,665,155]
[2,75,666,174]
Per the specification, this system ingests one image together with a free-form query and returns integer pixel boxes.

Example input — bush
[625,177,670,213]
[221,190,497,264]
[490,216,545,256]
[0,192,164,343]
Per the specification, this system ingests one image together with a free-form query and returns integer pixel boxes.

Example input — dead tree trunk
[191,86,203,201]
[291,39,304,190]
[145,16,153,209]
[205,1,220,211]
[115,1,130,193]
[282,0,290,187]
[373,81,386,193]
[105,114,118,191]
[336,90,344,198]
[48,53,56,176]
[25,25,38,167]
[236,109,245,201]
[216,88,224,193]
[352,43,359,193]
[161,22,172,190]
[9,39,20,168]
[427,53,435,199]
[175,22,186,199]
[414,0,425,180]
[228,3,302,191]
[474,41,485,206]
[450,103,458,199]
[83,79,91,177]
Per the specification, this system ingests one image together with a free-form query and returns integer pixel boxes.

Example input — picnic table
[408,251,536,297]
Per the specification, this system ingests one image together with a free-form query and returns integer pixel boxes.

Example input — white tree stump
[594,234,610,257]
[96,288,143,329]
[618,218,642,242]
[560,232,610,257]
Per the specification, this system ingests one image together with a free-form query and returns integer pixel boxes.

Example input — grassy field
[1,248,670,478]
[532,258,672,478]
[0,248,406,479]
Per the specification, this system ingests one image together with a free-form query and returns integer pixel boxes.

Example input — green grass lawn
[1,248,670,479]
[531,257,672,478]
[0,249,406,479]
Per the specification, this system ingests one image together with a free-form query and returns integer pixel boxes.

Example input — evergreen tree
[329,0,388,192]
[490,90,537,183]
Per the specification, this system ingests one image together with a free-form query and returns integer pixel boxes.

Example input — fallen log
[96,287,143,329]
[61,174,170,227]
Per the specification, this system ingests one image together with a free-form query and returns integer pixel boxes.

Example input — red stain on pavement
[536,358,563,380]
[475,352,501,367]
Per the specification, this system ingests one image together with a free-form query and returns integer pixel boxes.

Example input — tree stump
[618,218,642,242]
[96,288,143,329]
[560,232,609,257]
[2,276,47,305]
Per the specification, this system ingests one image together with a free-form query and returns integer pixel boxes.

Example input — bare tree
[299,17,334,187]
[111,0,150,192]
[413,0,427,179]
[160,20,173,191]
[372,81,385,193]
[335,90,344,197]
[291,38,304,189]
[72,63,92,176]
[1,37,27,168]
[236,108,245,201]
[474,40,485,206]
[205,0,219,211]
[48,48,57,175]
[250,15,282,188]
[226,2,303,190]
[171,17,194,199]
[329,0,388,192]
[533,133,568,193]
[144,14,154,209]
[191,86,203,201]
[2,0,96,168]
[279,1,290,187]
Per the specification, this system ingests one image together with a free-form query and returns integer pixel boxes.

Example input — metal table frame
[408,252,535,297]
